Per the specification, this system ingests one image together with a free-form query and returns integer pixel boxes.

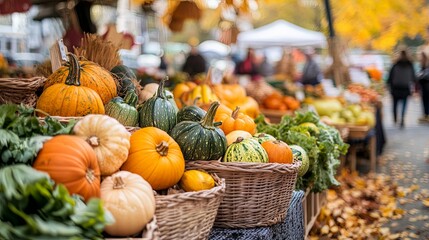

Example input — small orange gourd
[33,135,101,201]
[215,106,256,135]
[261,140,293,164]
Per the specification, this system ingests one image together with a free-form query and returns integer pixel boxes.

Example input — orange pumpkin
[33,135,101,201]
[36,77,105,117]
[215,106,256,135]
[212,84,247,104]
[263,92,287,110]
[201,102,232,117]
[121,127,185,190]
[44,53,117,104]
[173,82,197,108]
[261,140,293,164]
[283,96,300,111]
[236,96,260,118]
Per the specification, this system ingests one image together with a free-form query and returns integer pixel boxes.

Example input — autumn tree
[332,0,429,51]
[254,0,429,52]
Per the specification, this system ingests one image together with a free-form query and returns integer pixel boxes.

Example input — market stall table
[209,190,305,240]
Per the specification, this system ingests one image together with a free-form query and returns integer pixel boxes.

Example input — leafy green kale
[0,104,76,167]
[255,111,349,192]
[0,165,113,240]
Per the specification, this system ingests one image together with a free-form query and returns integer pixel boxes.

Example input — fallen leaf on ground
[423,198,429,207]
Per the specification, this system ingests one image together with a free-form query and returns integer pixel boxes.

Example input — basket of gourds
[186,159,300,228]
[154,172,226,240]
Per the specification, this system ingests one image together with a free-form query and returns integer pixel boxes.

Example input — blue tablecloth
[209,190,305,240]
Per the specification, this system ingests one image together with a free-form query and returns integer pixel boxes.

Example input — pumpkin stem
[234,137,244,143]
[87,136,99,147]
[156,76,168,99]
[192,97,201,105]
[113,176,126,189]
[156,141,169,156]
[65,53,81,86]
[86,168,96,183]
[201,101,219,128]
[231,106,240,119]
[124,91,138,107]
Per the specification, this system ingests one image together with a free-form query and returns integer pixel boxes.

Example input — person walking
[387,49,417,128]
[300,48,322,86]
[417,51,429,122]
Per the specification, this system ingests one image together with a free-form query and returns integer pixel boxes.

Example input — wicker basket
[154,174,225,240]
[0,77,46,107]
[186,160,300,228]
[142,216,160,240]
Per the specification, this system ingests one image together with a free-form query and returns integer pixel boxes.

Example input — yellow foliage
[332,0,429,51]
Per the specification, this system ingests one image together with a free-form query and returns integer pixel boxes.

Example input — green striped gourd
[223,137,268,163]
[252,133,276,144]
[290,145,310,177]
[105,91,139,126]
[139,77,177,133]
[170,101,227,161]
[177,97,206,123]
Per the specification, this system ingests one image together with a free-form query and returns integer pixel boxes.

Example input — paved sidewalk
[378,95,429,238]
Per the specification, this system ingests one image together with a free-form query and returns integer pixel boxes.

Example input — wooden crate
[331,124,370,139]
[260,109,293,124]
[303,189,327,239]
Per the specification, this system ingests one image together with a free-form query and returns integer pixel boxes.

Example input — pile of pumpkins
[172,80,260,119]
[31,55,307,237]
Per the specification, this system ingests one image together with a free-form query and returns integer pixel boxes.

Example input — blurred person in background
[387,49,417,128]
[299,48,322,86]
[417,51,429,122]
[182,38,206,77]
[258,54,274,77]
[235,48,259,77]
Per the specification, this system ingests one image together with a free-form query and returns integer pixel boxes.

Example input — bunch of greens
[0,164,113,240]
[0,104,76,167]
[255,111,349,192]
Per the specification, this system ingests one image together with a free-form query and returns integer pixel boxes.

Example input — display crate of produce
[303,189,327,239]
[260,108,293,124]
[186,160,300,228]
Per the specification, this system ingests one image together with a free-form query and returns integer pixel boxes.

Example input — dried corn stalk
[73,33,121,70]
[35,60,53,78]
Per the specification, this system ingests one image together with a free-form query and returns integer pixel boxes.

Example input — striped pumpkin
[139,77,177,133]
[170,101,227,161]
[44,53,117,104]
[223,137,268,163]
[105,91,139,126]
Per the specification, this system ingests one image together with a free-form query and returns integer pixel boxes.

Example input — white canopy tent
[237,20,327,48]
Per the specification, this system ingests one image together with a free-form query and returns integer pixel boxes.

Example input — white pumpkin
[101,171,156,236]
[73,114,131,176]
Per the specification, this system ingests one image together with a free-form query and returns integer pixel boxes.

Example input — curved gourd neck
[201,101,219,128]
[156,77,168,99]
